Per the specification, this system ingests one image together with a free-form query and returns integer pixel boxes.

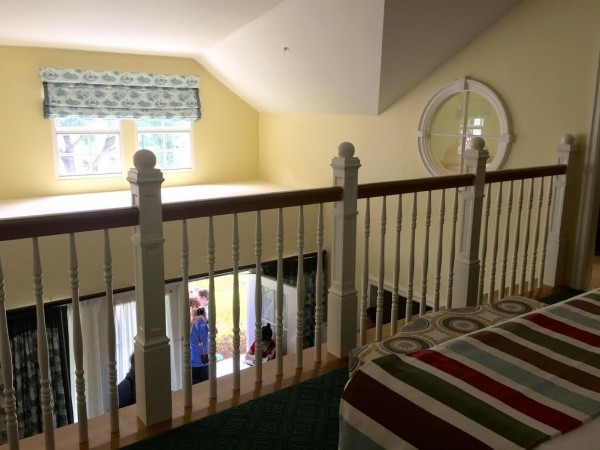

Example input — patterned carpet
[122,367,349,450]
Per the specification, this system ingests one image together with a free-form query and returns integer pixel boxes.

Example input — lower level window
[136,119,192,170]
[53,118,122,178]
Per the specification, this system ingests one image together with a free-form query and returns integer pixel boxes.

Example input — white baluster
[254,211,263,382]
[446,189,459,308]
[420,191,431,316]
[520,179,535,295]
[0,256,19,450]
[539,177,554,289]
[359,199,370,345]
[69,234,87,443]
[276,209,284,376]
[32,237,55,450]
[391,195,402,335]
[314,204,324,363]
[434,190,445,311]
[231,214,241,391]
[499,181,514,299]
[488,183,503,302]
[406,193,417,322]
[509,180,524,296]
[530,179,544,292]
[104,229,119,433]
[207,217,217,399]
[376,196,386,341]
[180,220,192,407]
[296,206,304,369]
[478,184,492,305]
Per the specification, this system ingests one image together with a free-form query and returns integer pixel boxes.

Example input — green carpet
[123,367,349,450]
[538,287,584,305]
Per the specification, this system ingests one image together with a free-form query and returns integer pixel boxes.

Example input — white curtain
[165,282,183,391]
[67,291,136,421]
[68,285,184,421]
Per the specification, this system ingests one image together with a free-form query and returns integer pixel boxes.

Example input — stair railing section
[355,163,475,342]
[0,136,574,448]
[480,136,573,302]
[159,177,343,401]
[0,207,138,449]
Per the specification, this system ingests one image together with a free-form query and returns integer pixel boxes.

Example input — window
[136,119,193,170]
[417,77,512,176]
[40,67,201,178]
[53,117,122,178]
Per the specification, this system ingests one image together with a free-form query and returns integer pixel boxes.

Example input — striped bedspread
[340,289,600,449]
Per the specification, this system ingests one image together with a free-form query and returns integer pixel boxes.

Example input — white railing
[0,137,574,449]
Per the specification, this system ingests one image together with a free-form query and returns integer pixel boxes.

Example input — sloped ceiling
[0,0,521,115]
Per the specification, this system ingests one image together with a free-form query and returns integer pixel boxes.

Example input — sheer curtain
[68,285,183,421]
[67,291,136,421]
[165,282,183,391]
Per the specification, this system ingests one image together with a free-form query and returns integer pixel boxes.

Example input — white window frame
[416,77,513,176]
[135,119,194,171]
[52,118,124,179]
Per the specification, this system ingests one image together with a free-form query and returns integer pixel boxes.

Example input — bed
[339,287,600,449]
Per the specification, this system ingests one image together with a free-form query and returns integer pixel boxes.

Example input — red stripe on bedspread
[523,313,600,347]
[343,370,494,450]
[411,349,581,433]
[471,330,600,393]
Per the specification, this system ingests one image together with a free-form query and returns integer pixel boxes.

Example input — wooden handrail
[357,174,474,199]
[162,186,343,221]
[0,187,344,241]
[485,165,566,183]
[0,207,139,242]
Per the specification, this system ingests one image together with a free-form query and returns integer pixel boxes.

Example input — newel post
[127,150,171,426]
[328,142,360,358]
[453,137,488,307]
[543,134,576,287]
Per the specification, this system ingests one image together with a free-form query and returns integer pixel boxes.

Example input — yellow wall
[0,46,259,200]
[259,0,598,185]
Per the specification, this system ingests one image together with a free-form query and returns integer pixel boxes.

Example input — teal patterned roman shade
[40,67,201,120]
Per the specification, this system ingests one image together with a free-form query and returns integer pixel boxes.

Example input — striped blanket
[340,289,600,449]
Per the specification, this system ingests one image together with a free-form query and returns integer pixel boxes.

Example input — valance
[40,67,201,120]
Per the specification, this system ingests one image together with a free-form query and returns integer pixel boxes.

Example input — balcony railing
[0,136,574,449]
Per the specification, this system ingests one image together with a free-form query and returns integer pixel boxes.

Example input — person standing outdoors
[190,296,209,383]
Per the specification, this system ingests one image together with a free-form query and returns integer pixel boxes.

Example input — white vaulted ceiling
[0,0,521,114]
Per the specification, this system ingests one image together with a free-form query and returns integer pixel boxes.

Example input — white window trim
[416,77,513,176]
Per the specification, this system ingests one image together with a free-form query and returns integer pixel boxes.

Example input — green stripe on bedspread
[340,288,600,450]
[373,354,550,448]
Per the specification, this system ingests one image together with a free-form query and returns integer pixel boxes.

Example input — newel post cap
[133,149,157,170]
[338,142,355,158]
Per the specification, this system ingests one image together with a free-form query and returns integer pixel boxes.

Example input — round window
[417,77,512,175]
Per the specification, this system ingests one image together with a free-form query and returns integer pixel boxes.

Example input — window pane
[136,118,190,129]
[55,117,119,130]
[56,132,121,176]
[136,119,192,170]
[430,93,466,135]
[465,93,499,136]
